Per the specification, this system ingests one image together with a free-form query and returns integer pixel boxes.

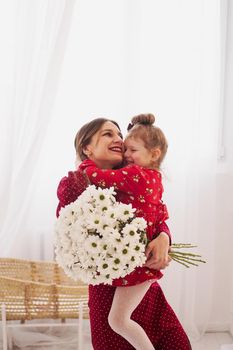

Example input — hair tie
[127,122,134,131]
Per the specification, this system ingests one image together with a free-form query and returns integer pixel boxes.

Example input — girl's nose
[124,149,129,157]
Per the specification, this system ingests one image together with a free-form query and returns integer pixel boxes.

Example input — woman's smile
[109,145,123,153]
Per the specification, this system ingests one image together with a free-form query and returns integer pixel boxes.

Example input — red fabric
[89,282,192,350]
[56,163,191,349]
[80,160,169,286]
[80,160,169,243]
[56,169,89,217]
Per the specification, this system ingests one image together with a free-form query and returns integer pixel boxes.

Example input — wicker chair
[0,258,89,350]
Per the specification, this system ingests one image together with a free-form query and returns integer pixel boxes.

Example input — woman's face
[84,121,123,169]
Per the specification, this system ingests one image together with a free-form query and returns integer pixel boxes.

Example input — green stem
[171,243,197,248]
[171,256,190,268]
[171,255,199,266]
[170,250,202,257]
[170,254,206,264]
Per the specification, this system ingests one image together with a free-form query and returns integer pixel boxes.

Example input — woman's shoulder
[79,159,95,171]
[58,167,89,192]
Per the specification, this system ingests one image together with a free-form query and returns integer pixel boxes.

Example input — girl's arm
[80,160,172,269]
[80,159,147,194]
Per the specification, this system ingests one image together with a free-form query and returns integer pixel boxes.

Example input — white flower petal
[54,185,147,284]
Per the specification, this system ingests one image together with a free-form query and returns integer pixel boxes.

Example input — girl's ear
[152,148,161,161]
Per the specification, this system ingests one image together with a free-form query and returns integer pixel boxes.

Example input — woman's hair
[74,118,121,161]
[126,113,168,168]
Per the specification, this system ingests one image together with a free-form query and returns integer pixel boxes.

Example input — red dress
[80,159,168,286]
[56,164,192,350]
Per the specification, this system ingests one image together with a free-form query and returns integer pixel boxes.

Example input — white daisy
[55,185,148,285]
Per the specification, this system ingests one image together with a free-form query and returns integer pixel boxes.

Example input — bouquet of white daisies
[55,185,147,285]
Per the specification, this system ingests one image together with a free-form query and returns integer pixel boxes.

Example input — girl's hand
[144,232,171,270]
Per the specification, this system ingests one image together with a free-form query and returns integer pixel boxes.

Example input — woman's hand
[144,232,171,270]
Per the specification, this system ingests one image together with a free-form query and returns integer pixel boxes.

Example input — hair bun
[131,113,155,126]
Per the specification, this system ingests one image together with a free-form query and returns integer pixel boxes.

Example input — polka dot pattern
[57,168,192,349]
[89,282,192,349]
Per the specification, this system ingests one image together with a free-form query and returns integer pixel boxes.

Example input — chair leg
[78,302,83,350]
[1,304,7,350]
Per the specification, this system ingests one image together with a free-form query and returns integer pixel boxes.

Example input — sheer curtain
[44,0,224,339]
[0,0,75,257]
[0,0,232,343]
[124,0,222,339]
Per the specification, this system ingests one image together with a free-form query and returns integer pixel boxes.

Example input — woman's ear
[83,146,92,157]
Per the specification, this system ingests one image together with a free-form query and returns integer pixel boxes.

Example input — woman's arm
[56,170,89,217]
[154,202,171,243]
[144,233,171,270]
[145,202,171,270]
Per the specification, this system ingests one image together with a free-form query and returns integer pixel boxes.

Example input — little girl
[80,113,170,350]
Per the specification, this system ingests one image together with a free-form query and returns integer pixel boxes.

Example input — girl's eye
[125,149,136,153]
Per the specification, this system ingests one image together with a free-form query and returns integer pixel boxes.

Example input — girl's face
[84,121,123,169]
[124,137,160,168]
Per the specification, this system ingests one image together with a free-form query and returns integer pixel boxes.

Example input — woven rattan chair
[0,258,89,350]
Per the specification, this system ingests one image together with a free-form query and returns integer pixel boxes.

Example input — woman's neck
[91,159,114,169]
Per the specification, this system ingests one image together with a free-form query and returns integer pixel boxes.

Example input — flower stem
[169,243,206,268]
[171,256,190,268]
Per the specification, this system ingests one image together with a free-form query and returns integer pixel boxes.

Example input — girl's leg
[108,280,154,350]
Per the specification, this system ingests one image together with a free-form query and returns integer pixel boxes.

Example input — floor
[191,332,233,350]
[0,321,233,349]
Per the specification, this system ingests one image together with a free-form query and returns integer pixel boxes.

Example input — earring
[84,150,92,157]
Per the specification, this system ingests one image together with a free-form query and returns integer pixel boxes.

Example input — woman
[57,117,192,349]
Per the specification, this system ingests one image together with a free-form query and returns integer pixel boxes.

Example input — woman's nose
[114,134,123,143]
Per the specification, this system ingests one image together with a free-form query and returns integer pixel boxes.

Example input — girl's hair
[74,118,121,161]
[126,113,168,168]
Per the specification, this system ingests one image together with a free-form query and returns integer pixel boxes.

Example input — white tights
[108,280,154,350]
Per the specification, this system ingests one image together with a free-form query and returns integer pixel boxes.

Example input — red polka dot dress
[88,282,191,349]
[56,161,192,349]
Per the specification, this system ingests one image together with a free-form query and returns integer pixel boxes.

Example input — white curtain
[0,0,75,258]
[1,0,233,344]
[43,0,229,340]
[120,0,223,340]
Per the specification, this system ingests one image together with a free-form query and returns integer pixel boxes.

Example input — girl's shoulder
[124,164,161,176]
[122,165,162,186]
[122,163,144,171]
